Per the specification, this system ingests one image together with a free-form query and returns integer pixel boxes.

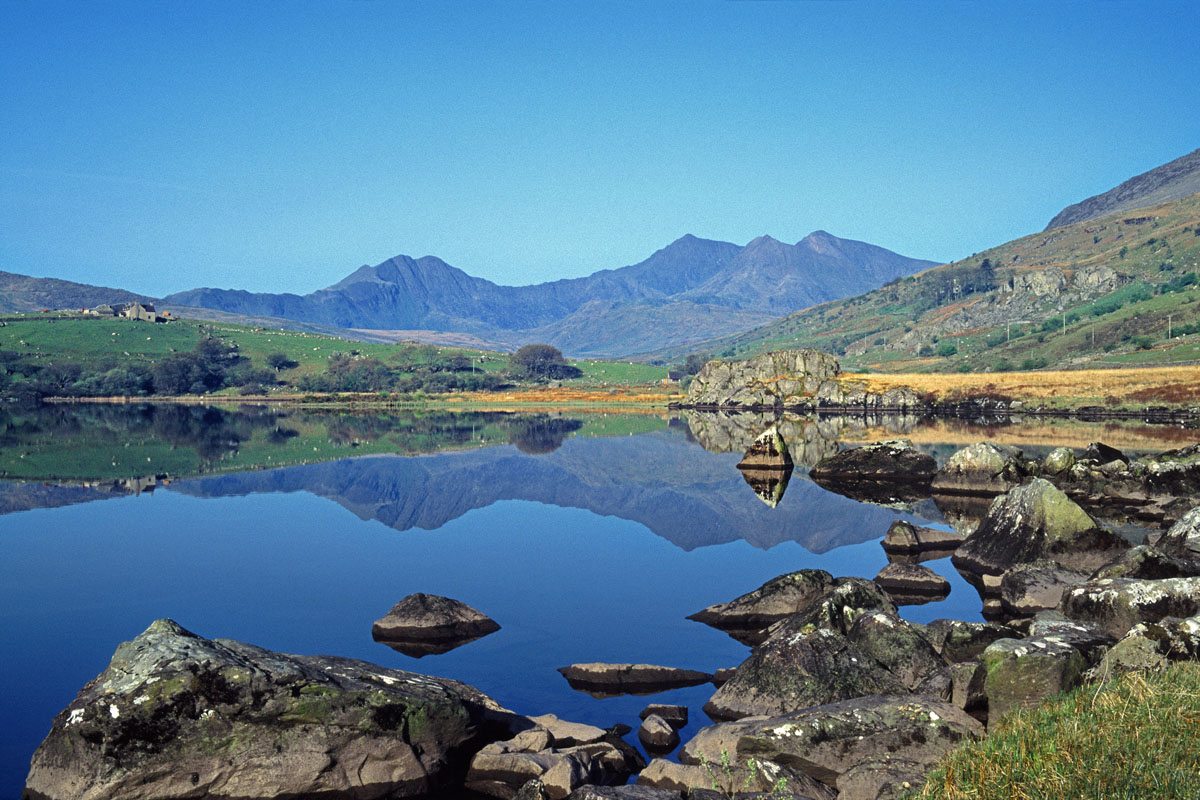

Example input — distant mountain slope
[653,191,1200,372]
[164,233,934,357]
[0,271,153,313]
[1046,147,1200,230]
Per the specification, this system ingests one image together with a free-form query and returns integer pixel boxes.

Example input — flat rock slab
[881,520,963,558]
[372,592,500,646]
[24,619,509,800]
[734,694,984,787]
[557,664,713,698]
[874,563,950,605]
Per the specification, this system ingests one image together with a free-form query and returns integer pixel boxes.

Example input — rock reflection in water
[685,410,922,467]
[739,467,793,508]
[372,630,494,658]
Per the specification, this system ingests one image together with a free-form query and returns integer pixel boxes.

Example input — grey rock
[951,478,1129,582]
[686,350,840,408]
[932,442,1027,496]
[568,785,682,800]
[880,520,963,559]
[372,592,500,656]
[636,758,834,800]
[557,664,712,697]
[1059,576,1200,638]
[1157,505,1200,561]
[1083,441,1128,465]
[923,619,1017,663]
[809,439,936,483]
[873,562,951,605]
[468,740,645,800]
[1091,545,1196,580]
[1000,561,1088,616]
[528,714,608,746]
[638,715,679,752]
[735,694,984,786]
[639,704,688,729]
[688,570,836,645]
[846,612,947,690]
[982,636,1087,721]
[836,756,929,800]
[1041,447,1075,475]
[1091,615,1200,676]
[24,619,511,800]
[737,425,793,470]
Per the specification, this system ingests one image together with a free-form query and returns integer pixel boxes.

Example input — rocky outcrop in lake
[372,593,501,657]
[24,619,516,800]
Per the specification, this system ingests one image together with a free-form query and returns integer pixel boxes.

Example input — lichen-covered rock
[1156,506,1200,561]
[636,758,834,800]
[1091,615,1200,675]
[1041,447,1076,475]
[923,619,1018,663]
[556,664,712,697]
[982,635,1088,720]
[24,619,511,800]
[762,577,898,639]
[880,520,963,558]
[846,611,947,689]
[809,439,936,484]
[737,425,793,470]
[951,479,1129,581]
[735,695,984,787]
[873,563,951,605]
[999,561,1088,616]
[1091,545,1197,580]
[702,628,905,721]
[685,350,840,408]
[1059,576,1200,638]
[932,442,1027,495]
[688,570,835,645]
[836,756,929,800]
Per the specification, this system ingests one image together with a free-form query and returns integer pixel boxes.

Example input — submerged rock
[931,442,1027,496]
[372,593,500,656]
[24,619,512,800]
[556,664,712,697]
[951,478,1129,581]
[687,569,836,645]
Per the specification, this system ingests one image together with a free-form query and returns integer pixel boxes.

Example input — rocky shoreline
[24,436,1200,800]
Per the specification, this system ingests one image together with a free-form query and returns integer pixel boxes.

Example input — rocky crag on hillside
[680,349,923,412]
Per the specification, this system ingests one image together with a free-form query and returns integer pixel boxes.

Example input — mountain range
[161,231,934,358]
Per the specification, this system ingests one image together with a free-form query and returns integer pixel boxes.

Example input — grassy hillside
[651,192,1200,373]
[0,314,667,399]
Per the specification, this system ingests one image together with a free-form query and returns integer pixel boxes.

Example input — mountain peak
[745,234,783,248]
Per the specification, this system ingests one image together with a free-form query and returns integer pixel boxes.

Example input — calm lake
[0,404,1192,797]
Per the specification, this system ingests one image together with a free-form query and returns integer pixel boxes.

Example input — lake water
[0,404,1190,797]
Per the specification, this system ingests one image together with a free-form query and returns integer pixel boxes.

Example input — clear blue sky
[2,0,1198,297]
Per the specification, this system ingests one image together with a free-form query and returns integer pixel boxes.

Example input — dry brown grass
[838,418,1200,452]
[856,366,1200,406]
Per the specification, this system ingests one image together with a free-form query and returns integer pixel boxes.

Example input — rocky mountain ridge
[1046,147,1200,230]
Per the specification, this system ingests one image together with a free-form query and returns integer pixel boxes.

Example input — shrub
[936,342,958,357]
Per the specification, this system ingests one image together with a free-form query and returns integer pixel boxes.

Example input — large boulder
[372,593,500,656]
[685,350,841,408]
[702,582,913,721]
[981,635,1088,720]
[1092,615,1200,675]
[809,439,936,484]
[1156,505,1200,561]
[702,628,905,721]
[734,695,984,787]
[951,478,1130,581]
[922,619,1018,663]
[24,619,512,800]
[1059,576,1200,638]
[845,612,947,689]
[687,570,836,645]
[932,442,1027,495]
[636,758,835,800]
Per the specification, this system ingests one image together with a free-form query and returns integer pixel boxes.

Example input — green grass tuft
[916,661,1200,800]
